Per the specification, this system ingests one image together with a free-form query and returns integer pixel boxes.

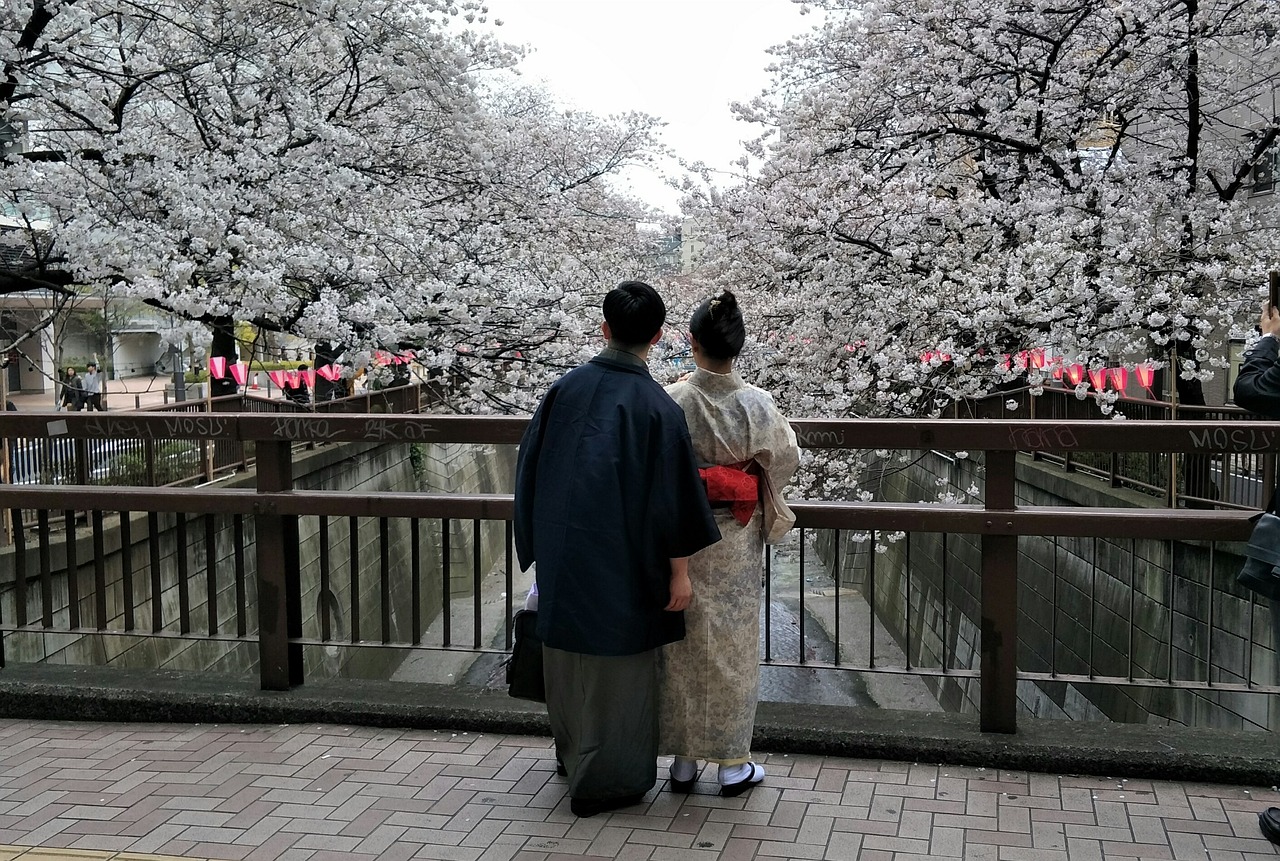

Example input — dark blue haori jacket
[514,348,721,656]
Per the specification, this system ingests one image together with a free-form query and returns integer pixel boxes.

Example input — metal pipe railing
[0,413,1274,735]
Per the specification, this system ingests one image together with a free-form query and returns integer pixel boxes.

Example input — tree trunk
[209,317,238,398]
[313,341,344,402]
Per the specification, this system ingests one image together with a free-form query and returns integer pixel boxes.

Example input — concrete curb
[0,664,1274,786]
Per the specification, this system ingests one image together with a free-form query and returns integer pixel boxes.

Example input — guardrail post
[981,449,1018,733]
[255,440,302,689]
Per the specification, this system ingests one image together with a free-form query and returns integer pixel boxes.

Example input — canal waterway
[394,531,940,713]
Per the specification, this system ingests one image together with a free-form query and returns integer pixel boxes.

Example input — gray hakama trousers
[543,645,659,801]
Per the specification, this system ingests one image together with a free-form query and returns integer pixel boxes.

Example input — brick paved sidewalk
[0,719,1275,861]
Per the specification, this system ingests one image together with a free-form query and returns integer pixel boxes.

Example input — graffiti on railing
[75,415,232,439]
[269,416,343,440]
[1008,426,1080,450]
[360,419,438,441]
[792,425,846,447]
[1188,426,1280,453]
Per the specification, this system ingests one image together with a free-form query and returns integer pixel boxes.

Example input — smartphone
[1271,271,1279,311]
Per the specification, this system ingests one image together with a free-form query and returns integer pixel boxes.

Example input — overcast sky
[479,0,810,213]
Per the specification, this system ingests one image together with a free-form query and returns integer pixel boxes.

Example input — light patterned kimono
[659,367,800,764]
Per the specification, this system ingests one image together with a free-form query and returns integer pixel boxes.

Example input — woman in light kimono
[659,290,800,797]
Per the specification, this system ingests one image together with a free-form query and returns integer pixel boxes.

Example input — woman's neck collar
[693,355,734,375]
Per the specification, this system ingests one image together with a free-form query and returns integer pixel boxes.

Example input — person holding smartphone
[1230,290,1280,848]
[1230,298,1280,670]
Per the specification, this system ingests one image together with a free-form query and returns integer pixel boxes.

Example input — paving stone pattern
[0,719,1276,860]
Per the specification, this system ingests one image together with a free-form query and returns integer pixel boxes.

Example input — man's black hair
[603,280,665,347]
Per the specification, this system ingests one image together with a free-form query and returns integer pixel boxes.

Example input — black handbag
[1259,807,1280,844]
[1238,488,1280,601]
[506,609,546,702]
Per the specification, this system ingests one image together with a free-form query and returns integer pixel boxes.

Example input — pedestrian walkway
[7,375,178,412]
[0,719,1275,861]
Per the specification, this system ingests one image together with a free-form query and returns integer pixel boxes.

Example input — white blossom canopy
[1,0,664,410]
[689,0,1280,419]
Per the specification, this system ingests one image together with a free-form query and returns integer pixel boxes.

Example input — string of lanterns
[919,347,1158,393]
[207,349,419,391]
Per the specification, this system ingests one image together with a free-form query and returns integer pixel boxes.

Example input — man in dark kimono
[514,280,721,818]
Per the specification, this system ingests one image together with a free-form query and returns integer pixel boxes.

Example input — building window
[1227,338,1248,402]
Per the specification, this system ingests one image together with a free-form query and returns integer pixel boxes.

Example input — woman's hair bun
[692,290,746,359]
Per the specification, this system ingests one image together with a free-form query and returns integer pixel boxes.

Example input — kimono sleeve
[656,432,721,559]
[513,392,553,572]
[756,400,800,493]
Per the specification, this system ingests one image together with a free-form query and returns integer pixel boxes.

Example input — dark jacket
[1234,335,1280,420]
[514,349,721,656]
[1232,334,1280,600]
[60,374,83,408]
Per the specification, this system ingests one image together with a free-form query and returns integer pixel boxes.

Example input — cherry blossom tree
[690,0,1280,421]
[1,0,662,408]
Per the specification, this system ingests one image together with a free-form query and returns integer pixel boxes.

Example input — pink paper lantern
[1029,349,1046,370]
[268,370,288,389]
[208,356,227,379]
[1066,363,1085,385]
[1109,367,1129,391]
[1088,368,1107,391]
[229,362,248,386]
[1135,363,1156,389]
[304,369,316,387]
[287,371,300,387]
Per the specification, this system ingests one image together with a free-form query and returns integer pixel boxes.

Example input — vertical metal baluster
[504,521,514,650]
[38,510,52,628]
[1088,536,1096,680]
[234,515,246,639]
[349,517,360,643]
[904,532,912,672]
[1051,537,1059,678]
[92,511,106,630]
[1127,539,1135,683]
[380,517,391,645]
[412,519,422,646]
[1206,541,1215,685]
[941,533,949,674]
[176,514,190,634]
[120,512,134,631]
[1246,591,1256,689]
[833,529,842,666]
[798,529,806,665]
[205,513,218,636]
[12,510,27,628]
[763,544,772,663]
[441,518,451,647]
[64,510,79,629]
[868,530,877,670]
[1167,539,1176,685]
[318,516,330,641]
[473,519,482,650]
[148,512,162,631]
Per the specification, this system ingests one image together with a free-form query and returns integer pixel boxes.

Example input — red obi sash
[699,462,759,526]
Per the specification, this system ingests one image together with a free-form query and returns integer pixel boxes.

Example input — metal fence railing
[0,413,1274,735]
